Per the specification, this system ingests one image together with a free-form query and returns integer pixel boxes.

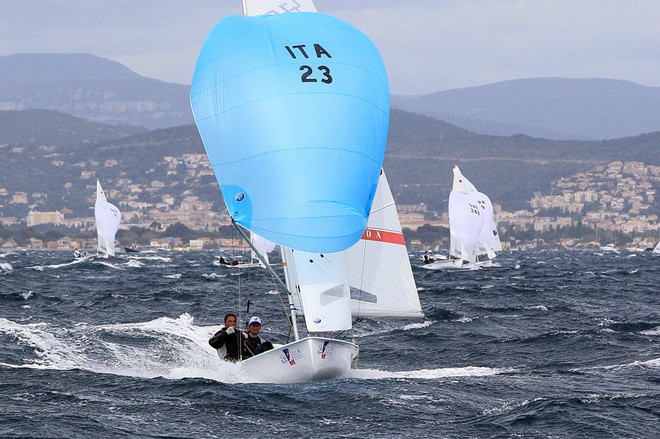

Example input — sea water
[0,250,657,438]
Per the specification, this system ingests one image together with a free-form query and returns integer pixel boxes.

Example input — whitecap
[0,314,259,384]
[640,326,660,336]
[347,365,509,381]
[403,320,434,330]
[482,398,543,416]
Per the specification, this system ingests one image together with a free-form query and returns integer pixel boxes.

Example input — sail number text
[285,43,333,84]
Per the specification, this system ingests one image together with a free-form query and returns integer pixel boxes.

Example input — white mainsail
[242,0,317,15]
[347,170,423,319]
[94,180,121,257]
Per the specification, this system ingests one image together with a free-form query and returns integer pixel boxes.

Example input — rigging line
[352,238,368,337]
[230,223,244,346]
[269,267,293,337]
[232,220,294,298]
[231,219,301,341]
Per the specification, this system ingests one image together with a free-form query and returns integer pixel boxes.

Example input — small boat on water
[422,166,501,270]
[599,243,621,254]
[213,233,274,268]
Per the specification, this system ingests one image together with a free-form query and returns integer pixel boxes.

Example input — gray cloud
[1,0,658,95]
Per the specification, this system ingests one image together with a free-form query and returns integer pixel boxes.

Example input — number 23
[300,65,332,84]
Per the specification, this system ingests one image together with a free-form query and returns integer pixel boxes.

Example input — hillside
[0,109,657,218]
[385,111,660,210]
[0,109,145,146]
[392,78,660,140]
[0,53,192,129]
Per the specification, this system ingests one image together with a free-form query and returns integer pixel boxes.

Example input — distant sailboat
[94,180,121,258]
[653,242,660,255]
[215,232,275,268]
[191,0,400,382]
[422,166,500,270]
[599,243,620,254]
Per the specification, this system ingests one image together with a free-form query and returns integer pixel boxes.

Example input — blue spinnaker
[190,12,389,253]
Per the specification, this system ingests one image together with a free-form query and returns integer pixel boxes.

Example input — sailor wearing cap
[242,316,274,359]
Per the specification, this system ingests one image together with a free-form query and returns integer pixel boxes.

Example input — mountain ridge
[0,53,192,129]
[2,54,659,140]
[392,77,660,140]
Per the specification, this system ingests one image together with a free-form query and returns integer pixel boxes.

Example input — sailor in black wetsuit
[242,316,274,359]
[209,313,241,361]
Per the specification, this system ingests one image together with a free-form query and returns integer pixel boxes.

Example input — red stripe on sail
[360,228,405,245]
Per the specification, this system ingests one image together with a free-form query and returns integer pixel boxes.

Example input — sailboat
[94,180,121,258]
[422,166,500,270]
[214,232,275,269]
[653,242,660,255]
[191,0,417,382]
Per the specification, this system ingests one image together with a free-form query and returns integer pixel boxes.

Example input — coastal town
[0,145,657,253]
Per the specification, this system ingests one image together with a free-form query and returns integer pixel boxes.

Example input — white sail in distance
[94,180,121,257]
[448,166,500,263]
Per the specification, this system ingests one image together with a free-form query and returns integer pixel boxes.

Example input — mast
[241,0,247,15]
[232,220,301,341]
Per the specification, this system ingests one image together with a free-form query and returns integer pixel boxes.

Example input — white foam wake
[346,366,507,380]
[0,314,253,383]
[0,315,510,385]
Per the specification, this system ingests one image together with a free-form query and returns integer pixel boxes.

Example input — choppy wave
[0,250,658,438]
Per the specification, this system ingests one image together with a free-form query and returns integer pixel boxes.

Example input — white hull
[213,261,263,269]
[476,259,494,267]
[421,258,471,270]
[239,337,358,383]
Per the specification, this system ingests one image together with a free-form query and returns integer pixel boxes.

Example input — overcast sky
[1,0,658,95]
